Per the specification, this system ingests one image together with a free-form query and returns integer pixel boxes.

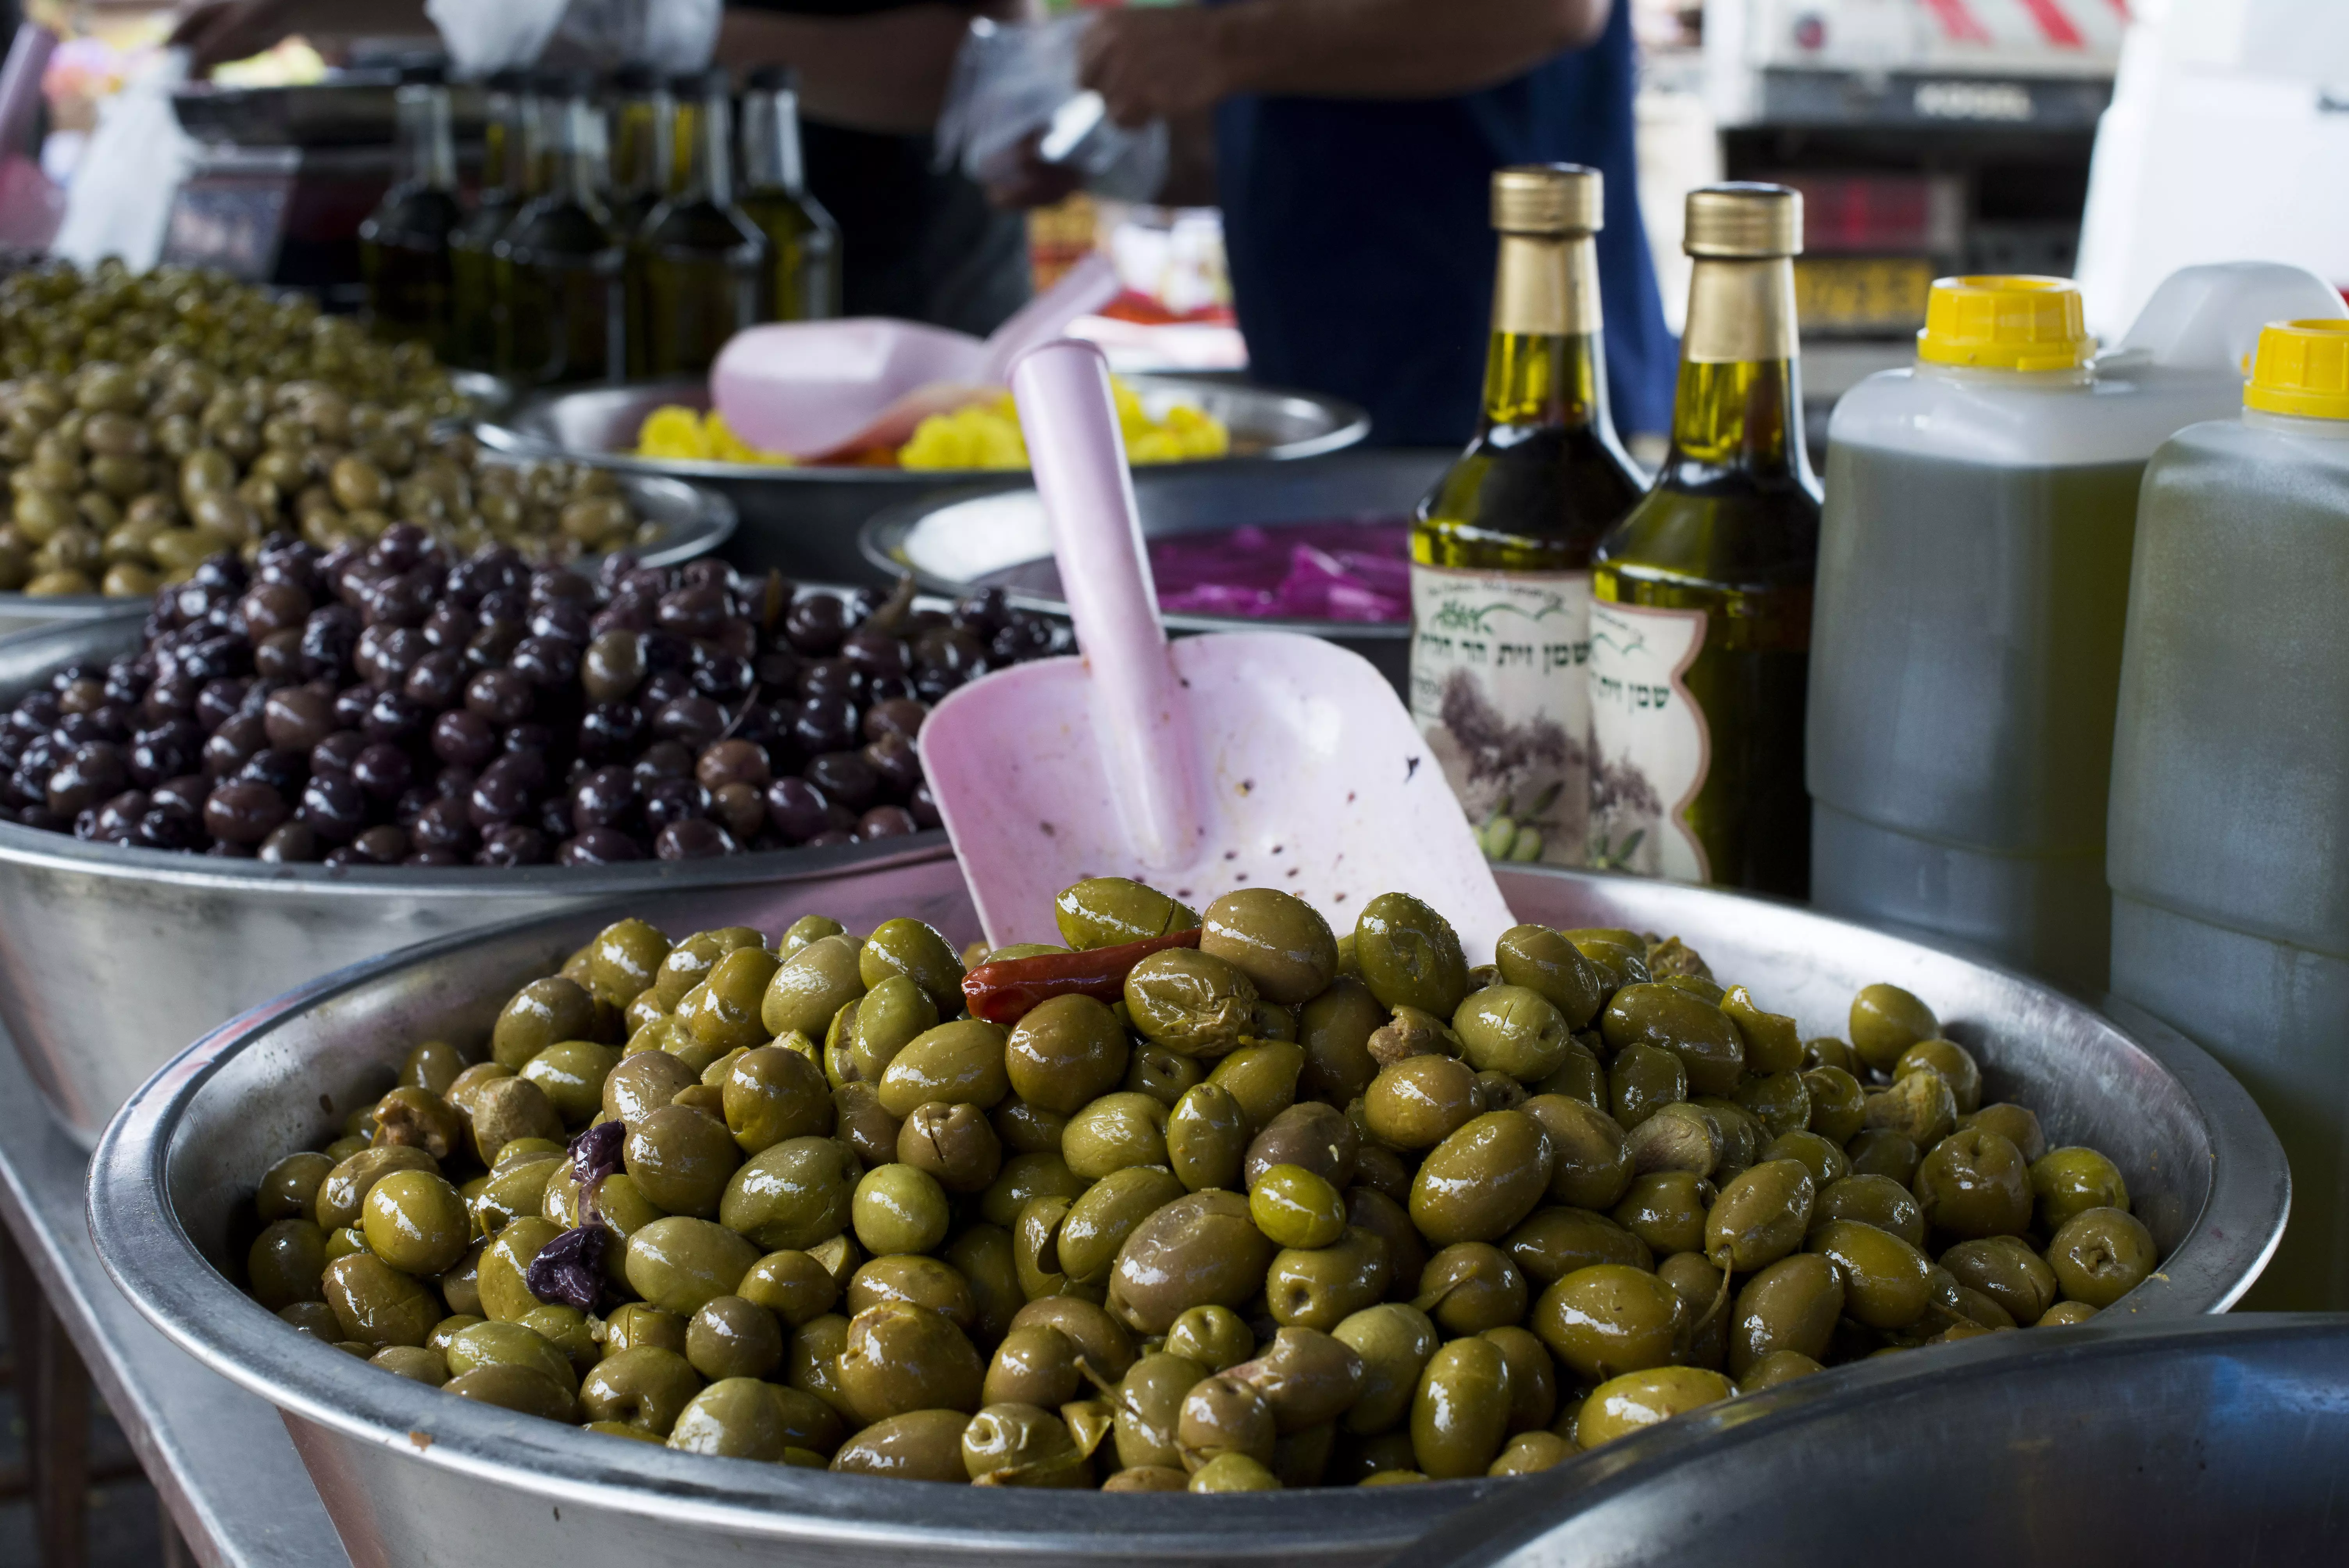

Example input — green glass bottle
[1587,183,1821,895]
[626,68,772,378]
[358,62,462,360]
[604,64,671,242]
[1410,164,1645,868]
[491,73,622,386]
[739,66,841,321]
[449,68,530,372]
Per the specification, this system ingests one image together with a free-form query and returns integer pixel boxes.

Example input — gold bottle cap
[1684,184,1803,259]
[1491,165,1602,237]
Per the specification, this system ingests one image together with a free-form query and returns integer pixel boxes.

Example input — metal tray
[0,470,733,645]
[87,851,2286,1568]
[864,449,1446,696]
[0,605,885,1146]
[475,376,1373,585]
[1424,1314,2349,1568]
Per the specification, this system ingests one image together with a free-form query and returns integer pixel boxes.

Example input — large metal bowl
[0,470,734,643]
[863,448,1445,695]
[0,615,919,1145]
[476,376,1373,585]
[1422,1313,2349,1568]
[87,852,2285,1568]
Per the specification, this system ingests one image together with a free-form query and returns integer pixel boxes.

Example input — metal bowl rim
[858,481,1413,641]
[473,374,1374,483]
[85,861,2287,1547]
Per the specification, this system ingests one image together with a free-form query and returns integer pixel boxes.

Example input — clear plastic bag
[936,16,1167,203]
[425,0,717,77]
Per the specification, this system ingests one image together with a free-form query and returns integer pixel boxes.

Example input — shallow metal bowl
[475,376,1372,584]
[1425,1313,2349,1568]
[0,613,907,1144]
[88,852,2285,1568]
[864,449,1445,695]
[0,470,734,644]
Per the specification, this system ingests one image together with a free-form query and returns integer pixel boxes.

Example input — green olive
[1061,1091,1171,1179]
[1201,888,1339,1005]
[2031,1146,2132,1234]
[492,977,598,1072]
[1813,1173,1926,1249]
[360,1170,471,1276]
[446,1319,578,1393]
[1331,1303,1437,1434]
[1941,1235,2059,1326]
[1162,1081,1247,1192]
[579,1345,700,1436]
[1363,1054,1481,1150]
[1413,1242,1526,1335]
[1157,1310,1249,1379]
[1609,1041,1688,1131]
[1479,1322,1557,1434]
[321,1253,440,1347]
[466,1076,564,1167]
[1573,1365,1732,1449]
[602,1050,697,1127]
[246,1218,327,1309]
[1244,1101,1358,1190]
[1493,925,1606,1030]
[963,1401,1089,1486]
[1409,1110,1553,1246]
[836,1302,987,1424]
[1732,1070,1810,1140]
[1501,1205,1651,1286]
[1600,984,1745,1097]
[446,1363,577,1422]
[684,947,784,1057]
[1532,1263,1683,1384]
[624,1217,760,1316]
[833,1083,902,1167]
[761,935,866,1039]
[776,917,845,961]
[1298,976,1385,1104]
[586,918,671,1009]
[1353,893,1470,1017]
[852,1162,952,1256]
[1801,1066,1867,1143]
[1264,1226,1391,1331]
[1409,1336,1510,1479]
[831,1408,974,1481]
[1451,985,1572,1082]
[1056,1166,1186,1290]
[721,1044,834,1155]
[2046,1206,2156,1308]
[1178,1373,1276,1469]
[1189,1452,1281,1491]
[516,1041,618,1127]
[1720,985,1802,1075]
[1224,1325,1364,1434]
[978,1151,1091,1230]
[257,1151,336,1223]
[1519,1093,1633,1211]
[1489,1429,1576,1475]
[1205,1041,1306,1133]
[1012,1297,1137,1381]
[602,1303,689,1357]
[1850,983,1939,1073]
[991,1096,1071,1157]
[1103,1465,1191,1493]
[897,1100,1003,1194]
[1705,1159,1814,1273]
[1106,1190,1276,1334]
[622,1103,742,1218]
[1914,1127,2033,1238]
[1808,1219,1932,1330]
[1846,1127,1923,1185]
[369,1345,449,1386]
[1866,1069,1957,1149]
[1736,1349,1824,1393]
[681,1294,784,1381]
[1005,994,1130,1113]
[370,1087,466,1162]
[667,1377,789,1460]
[877,1019,1011,1118]
[1529,1033,1606,1111]
[860,918,965,1012]
[1959,1102,2048,1164]
[719,1135,860,1250]
[1610,1171,1713,1258]
[982,1322,1082,1409]
[1125,950,1259,1060]
[1249,1164,1346,1249]
[1055,877,1200,949]
[1625,1102,1722,1179]
[313,1145,438,1231]
[1895,1038,1983,1115]
[1763,1129,1853,1190]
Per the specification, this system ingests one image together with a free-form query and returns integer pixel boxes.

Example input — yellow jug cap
[2245,319,2349,420]
[1916,276,2094,372]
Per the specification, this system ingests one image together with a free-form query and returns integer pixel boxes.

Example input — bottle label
[1408,565,1592,866]
[1588,598,1711,881]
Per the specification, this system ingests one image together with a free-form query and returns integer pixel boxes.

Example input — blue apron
[1213,1,1676,445]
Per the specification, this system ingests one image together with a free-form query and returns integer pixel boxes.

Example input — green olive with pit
[1610,1171,1713,1258]
[579,1346,700,1436]
[1801,1066,1867,1143]
[1413,1243,1526,1336]
[492,976,599,1072]
[2032,1146,2132,1234]
[719,1135,861,1251]
[1107,1189,1277,1334]
[1264,1226,1391,1331]
[1353,893,1470,1018]
[761,935,866,1039]
[852,1162,952,1256]
[1409,1336,1511,1479]
[2047,1206,2156,1308]
[1298,976,1385,1104]
[1574,1365,1733,1449]
[1493,925,1606,1030]
[1451,985,1572,1082]
[1850,983,1939,1073]
[624,1217,760,1317]
[835,1302,987,1424]
[1913,1127,2034,1238]
[321,1253,440,1347]
[1251,1164,1347,1249]
[1201,888,1340,1005]
[1061,1091,1171,1178]
[1601,984,1745,1097]
[1125,950,1259,1060]
[878,1019,1012,1118]
[1055,877,1200,949]
[1609,1041,1687,1131]
[246,1219,327,1310]
[1704,1159,1815,1273]
[360,1169,471,1276]
[830,1408,971,1481]
[1521,1093,1633,1210]
[1363,1054,1481,1150]
[1808,1219,1932,1330]
[722,1044,834,1155]
[1532,1263,1683,1384]
[1941,1235,2059,1326]
[1410,1110,1553,1246]
[1005,994,1130,1113]
[622,1103,742,1219]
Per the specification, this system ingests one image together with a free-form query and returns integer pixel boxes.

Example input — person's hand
[980,130,1087,212]
[168,0,301,71]
[1078,7,1231,128]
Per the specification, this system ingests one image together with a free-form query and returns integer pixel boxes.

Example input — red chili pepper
[962,928,1202,1026]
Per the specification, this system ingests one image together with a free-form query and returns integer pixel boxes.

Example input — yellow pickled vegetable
[633,406,795,466]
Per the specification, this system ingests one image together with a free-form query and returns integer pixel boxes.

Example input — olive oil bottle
[626,69,772,378]
[358,62,462,359]
[1410,164,1645,867]
[1588,184,1820,894]
[604,64,671,242]
[740,65,841,321]
[449,68,531,371]
[492,74,622,386]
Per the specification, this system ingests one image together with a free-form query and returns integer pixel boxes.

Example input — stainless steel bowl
[0,616,921,1145]
[475,376,1373,585]
[0,470,734,644]
[864,449,1445,695]
[1423,1313,2349,1568]
[88,853,2285,1568]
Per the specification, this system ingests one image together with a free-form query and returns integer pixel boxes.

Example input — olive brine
[0,538,1063,861]
[236,879,2155,1490]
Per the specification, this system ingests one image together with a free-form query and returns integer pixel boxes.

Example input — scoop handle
[979,254,1121,385]
[1009,339,1194,868]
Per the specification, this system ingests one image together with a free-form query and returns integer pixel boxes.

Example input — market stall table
[0,1028,348,1568]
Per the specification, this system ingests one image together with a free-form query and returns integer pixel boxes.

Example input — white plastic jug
[2108,318,2349,1310]
[1806,264,2346,992]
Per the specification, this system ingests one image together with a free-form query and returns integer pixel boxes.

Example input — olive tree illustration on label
[1587,598,1709,880]
[1407,565,1591,866]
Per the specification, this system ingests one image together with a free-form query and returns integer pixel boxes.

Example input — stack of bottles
[360,62,840,387]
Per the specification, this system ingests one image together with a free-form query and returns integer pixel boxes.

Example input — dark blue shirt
[1213,0,1676,444]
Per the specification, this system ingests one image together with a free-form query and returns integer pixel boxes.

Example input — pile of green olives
[235,878,2158,1492]
[0,355,645,598]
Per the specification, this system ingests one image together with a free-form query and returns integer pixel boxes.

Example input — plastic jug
[1807,264,2347,992]
[2108,319,2349,1310]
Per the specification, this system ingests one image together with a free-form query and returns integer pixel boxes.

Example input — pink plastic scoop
[710,252,1121,461]
[918,339,1514,955]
